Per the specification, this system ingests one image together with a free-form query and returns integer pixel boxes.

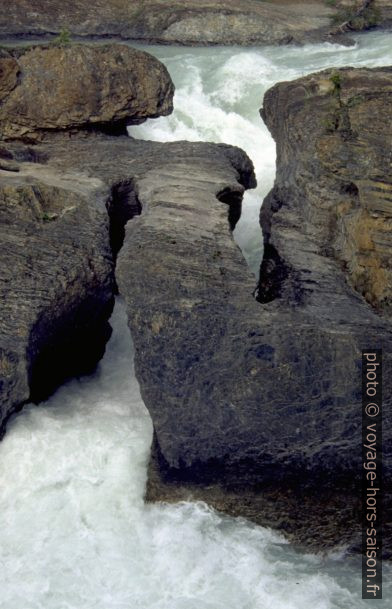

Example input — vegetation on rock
[52,27,72,45]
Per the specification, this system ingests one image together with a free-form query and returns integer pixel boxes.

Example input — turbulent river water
[131,31,392,275]
[1,32,392,609]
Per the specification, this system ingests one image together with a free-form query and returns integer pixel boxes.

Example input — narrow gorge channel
[130,31,392,275]
[1,32,392,609]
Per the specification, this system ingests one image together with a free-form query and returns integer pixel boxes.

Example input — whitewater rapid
[130,31,392,275]
[1,32,392,608]
[2,299,390,609]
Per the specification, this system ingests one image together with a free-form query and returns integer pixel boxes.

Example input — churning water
[2,300,391,609]
[1,33,392,608]
[131,31,392,274]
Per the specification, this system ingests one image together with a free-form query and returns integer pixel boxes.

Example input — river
[1,32,391,608]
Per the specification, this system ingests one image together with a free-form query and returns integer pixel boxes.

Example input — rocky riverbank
[0,42,255,444]
[260,66,392,318]
[130,66,392,555]
[0,42,171,434]
[256,66,392,552]
[1,1,390,47]
[1,39,391,555]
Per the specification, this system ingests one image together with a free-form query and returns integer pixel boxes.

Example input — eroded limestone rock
[0,136,257,450]
[0,44,174,141]
[260,67,392,315]
[112,67,392,554]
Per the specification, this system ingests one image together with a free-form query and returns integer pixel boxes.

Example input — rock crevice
[0,42,175,433]
[0,41,257,445]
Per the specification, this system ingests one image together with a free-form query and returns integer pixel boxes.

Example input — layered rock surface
[0,44,173,141]
[256,66,392,550]
[0,135,256,434]
[0,140,255,434]
[0,40,256,449]
[0,0,346,45]
[0,41,174,433]
[116,66,392,552]
[0,166,114,436]
[260,67,392,317]
[331,0,392,33]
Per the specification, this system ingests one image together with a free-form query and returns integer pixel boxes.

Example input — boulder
[0,43,174,141]
[330,0,392,34]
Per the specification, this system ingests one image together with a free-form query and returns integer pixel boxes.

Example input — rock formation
[0,41,173,433]
[256,66,392,550]
[260,67,392,316]
[116,66,392,553]
[0,136,256,433]
[330,0,391,34]
[0,0,358,46]
[0,43,256,456]
[0,166,114,436]
[1,38,391,555]
[0,44,173,141]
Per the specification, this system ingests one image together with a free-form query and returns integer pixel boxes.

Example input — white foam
[1,300,391,608]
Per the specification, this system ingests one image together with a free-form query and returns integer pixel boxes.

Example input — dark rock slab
[0,165,114,436]
[0,135,257,446]
[112,68,392,553]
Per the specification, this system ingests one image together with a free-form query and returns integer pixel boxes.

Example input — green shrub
[329,70,342,97]
[52,28,72,46]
